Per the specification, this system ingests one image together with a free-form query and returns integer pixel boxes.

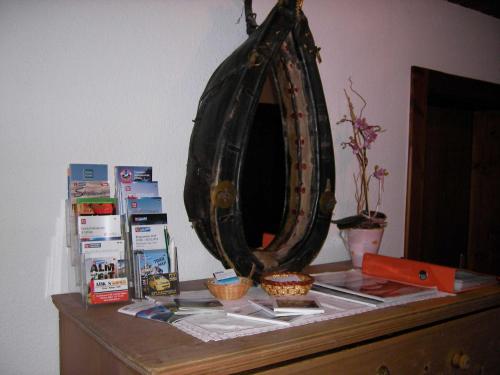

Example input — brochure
[77,215,122,241]
[68,163,108,198]
[130,214,174,298]
[118,301,184,324]
[75,197,117,216]
[313,269,438,303]
[126,197,163,216]
[174,298,224,314]
[115,166,153,185]
[121,182,159,200]
[88,277,128,304]
[82,244,128,305]
[135,250,172,296]
[226,304,299,326]
[248,299,299,317]
[124,197,162,229]
[273,298,324,314]
[69,181,110,203]
[454,269,498,291]
[83,251,121,284]
[119,181,159,216]
[114,166,153,215]
[80,239,125,256]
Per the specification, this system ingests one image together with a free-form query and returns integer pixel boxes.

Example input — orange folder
[361,253,495,293]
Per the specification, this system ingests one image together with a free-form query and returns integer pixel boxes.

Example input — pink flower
[338,81,389,217]
[362,126,378,148]
[341,136,361,155]
[373,165,388,181]
[354,118,368,130]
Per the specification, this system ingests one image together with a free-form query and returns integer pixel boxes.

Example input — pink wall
[0,1,498,373]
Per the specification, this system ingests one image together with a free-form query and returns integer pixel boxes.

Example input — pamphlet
[119,181,159,216]
[124,197,162,229]
[248,299,299,317]
[174,298,224,314]
[126,197,162,216]
[68,163,108,198]
[77,215,122,241]
[130,214,175,298]
[80,239,125,256]
[118,301,184,324]
[88,277,128,304]
[454,270,498,291]
[273,298,324,314]
[115,166,153,185]
[114,166,153,215]
[82,243,128,305]
[69,181,110,203]
[75,197,117,216]
[226,304,298,326]
[313,269,438,303]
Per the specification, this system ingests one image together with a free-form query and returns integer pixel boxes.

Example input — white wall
[0,0,498,373]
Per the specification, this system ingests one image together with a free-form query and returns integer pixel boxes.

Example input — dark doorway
[405,67,500,275]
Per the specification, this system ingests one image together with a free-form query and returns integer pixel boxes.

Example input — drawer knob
[376,365,390,375]
[451,352,471,370]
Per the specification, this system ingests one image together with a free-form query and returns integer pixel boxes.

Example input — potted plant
[333,79,389,267]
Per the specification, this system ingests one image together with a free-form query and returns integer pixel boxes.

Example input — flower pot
[340,227,384,268]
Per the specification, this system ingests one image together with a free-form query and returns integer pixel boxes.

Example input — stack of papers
[173,297,225,315]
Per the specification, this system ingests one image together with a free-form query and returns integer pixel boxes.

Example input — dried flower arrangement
[334,79,388,229]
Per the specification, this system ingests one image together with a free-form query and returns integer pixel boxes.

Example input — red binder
[362,253,497,293]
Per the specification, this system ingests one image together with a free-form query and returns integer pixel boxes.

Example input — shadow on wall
[45,199,79,298]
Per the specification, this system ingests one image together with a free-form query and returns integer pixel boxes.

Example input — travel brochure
[77,215,122,242]
[65,163,174,306]
[130,213,177,298]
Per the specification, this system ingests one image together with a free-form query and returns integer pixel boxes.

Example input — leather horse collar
[184,0,335,280]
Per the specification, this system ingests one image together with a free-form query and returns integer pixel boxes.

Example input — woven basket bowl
[260,272,314,296]
[206,277,252,300]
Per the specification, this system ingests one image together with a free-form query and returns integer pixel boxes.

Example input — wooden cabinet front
[258,308,500,374]
[52,270,500,375]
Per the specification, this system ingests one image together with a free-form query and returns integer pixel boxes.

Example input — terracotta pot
[340,227,384,268]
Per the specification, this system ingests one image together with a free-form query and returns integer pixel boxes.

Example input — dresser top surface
[52,263,500,375]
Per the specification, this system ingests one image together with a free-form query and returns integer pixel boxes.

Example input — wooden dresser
[52,263,500,374]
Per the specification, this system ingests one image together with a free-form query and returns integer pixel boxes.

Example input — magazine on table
[313,269,438,303]
[118,300,181,323]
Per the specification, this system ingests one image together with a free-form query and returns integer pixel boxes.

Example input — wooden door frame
[405,67,428,260]
[405,67,500,260]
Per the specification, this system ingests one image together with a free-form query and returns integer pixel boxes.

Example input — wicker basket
[260,272,314,296]
[206,277,252,300]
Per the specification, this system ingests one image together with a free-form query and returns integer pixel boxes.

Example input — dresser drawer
[258,307,500,375]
